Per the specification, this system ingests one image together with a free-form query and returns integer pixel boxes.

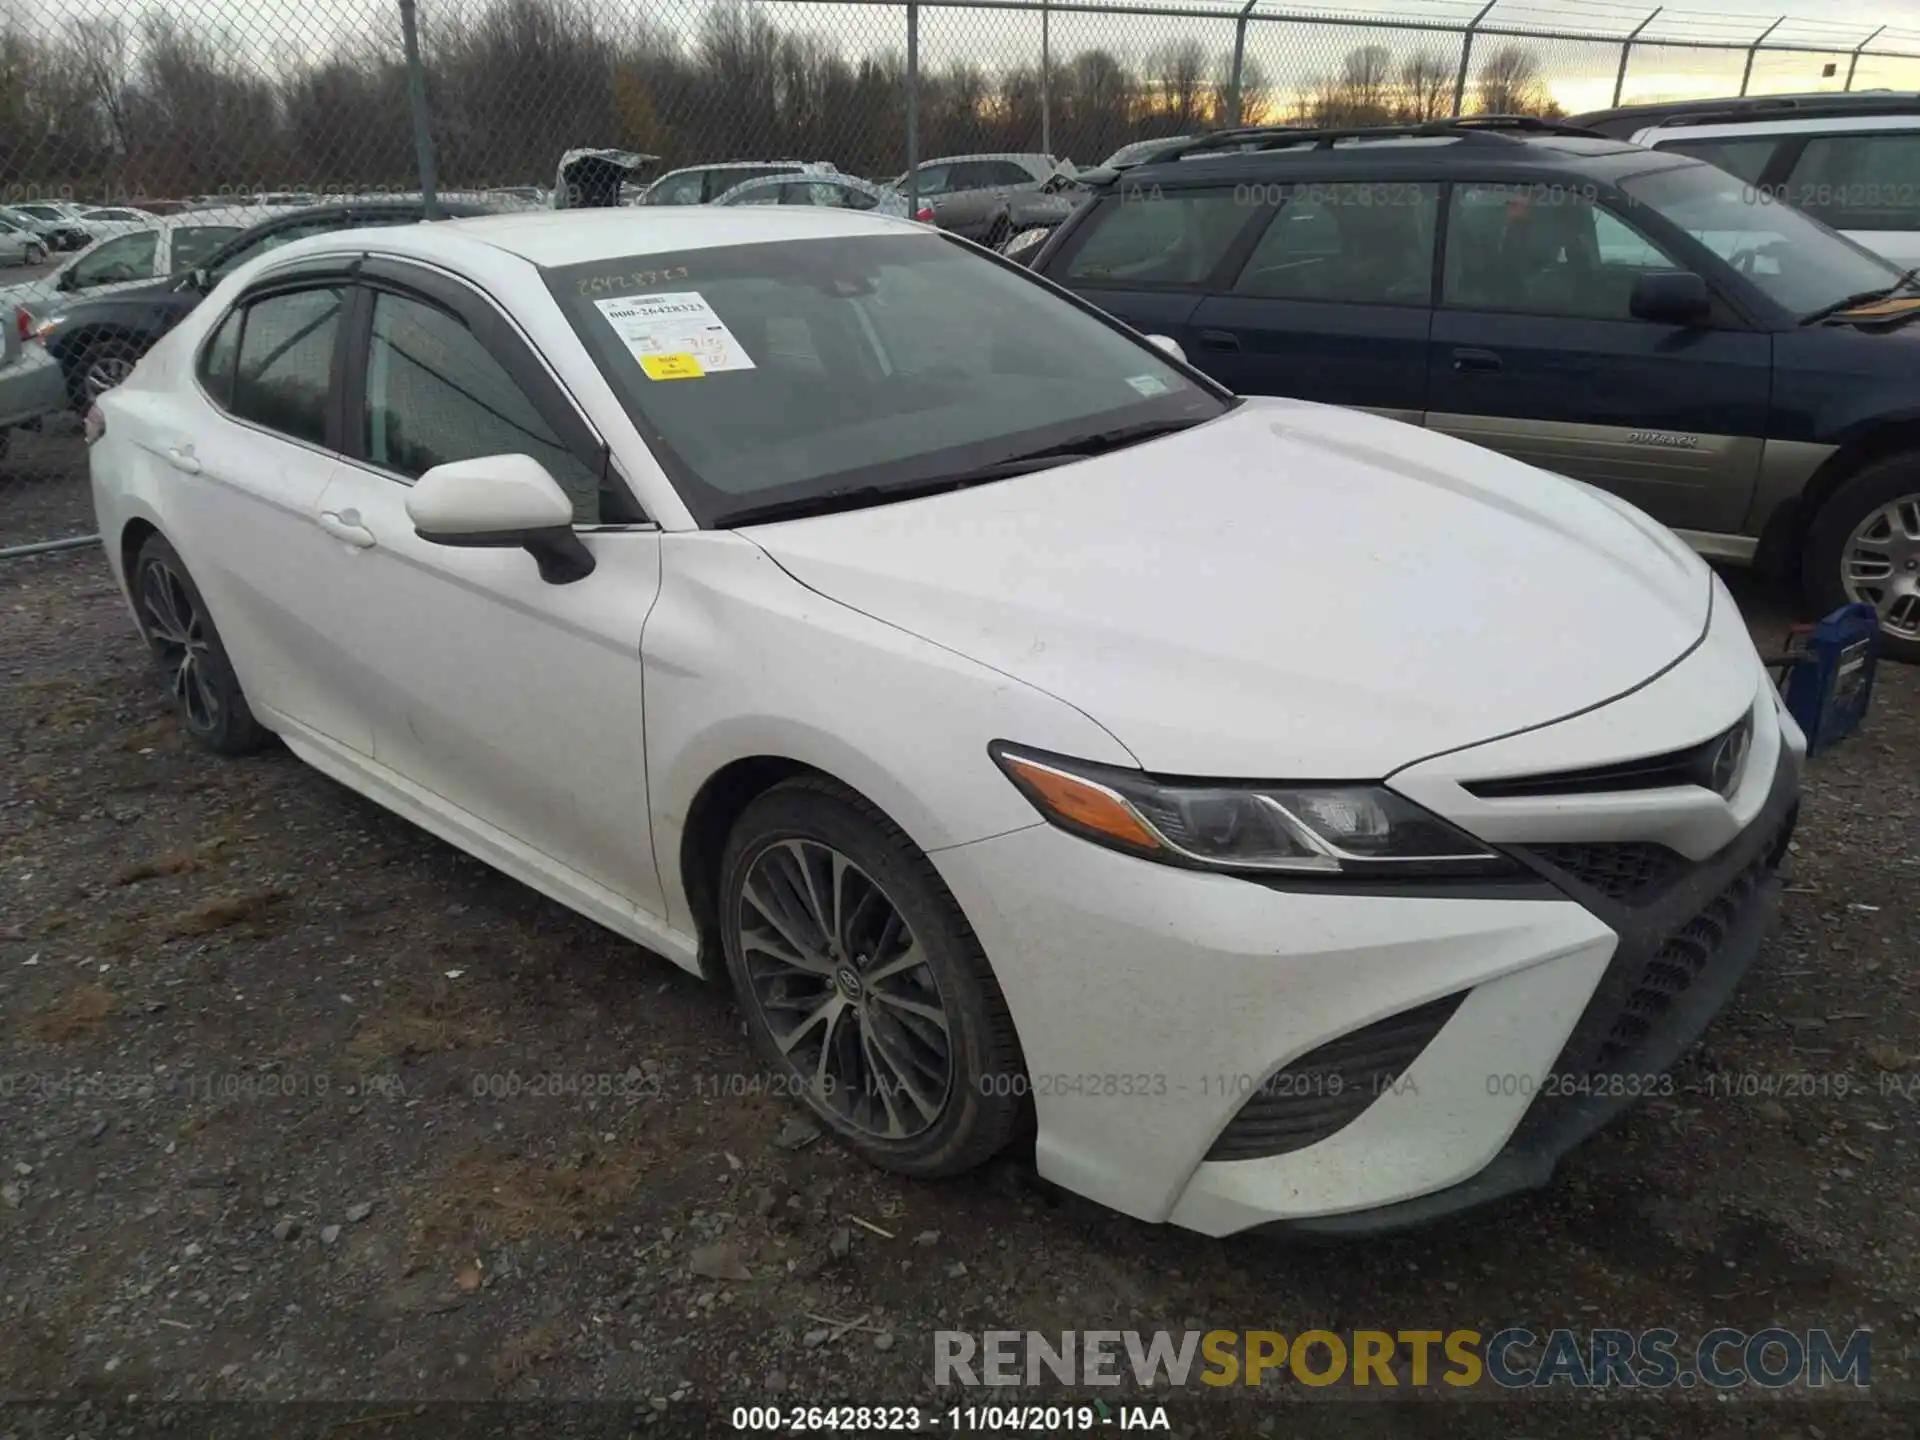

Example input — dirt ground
[2,435,1917,1438]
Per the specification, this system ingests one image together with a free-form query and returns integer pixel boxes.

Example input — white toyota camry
[88,207,1804,1235]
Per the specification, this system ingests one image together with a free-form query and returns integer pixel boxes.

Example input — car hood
[742,398,1711,778]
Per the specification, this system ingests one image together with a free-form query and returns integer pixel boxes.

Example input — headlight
[990,744,1518,877]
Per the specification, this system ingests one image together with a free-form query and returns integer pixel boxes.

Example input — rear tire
[25,242,46,266]
[1801,453,1920,665]
[131,534,271,755]
[718,776,1026,1179]
[65,334,145,411]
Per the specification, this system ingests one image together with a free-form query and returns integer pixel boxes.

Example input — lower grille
[1206,993,1465,1162]
[1592,832,1780,1069]
[1525,841,1684,905]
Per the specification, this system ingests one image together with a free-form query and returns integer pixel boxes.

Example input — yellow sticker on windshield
[641,352,704,380]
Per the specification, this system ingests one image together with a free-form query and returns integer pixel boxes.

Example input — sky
[9,0,1920,114]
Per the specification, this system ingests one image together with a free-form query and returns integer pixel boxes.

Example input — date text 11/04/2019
[731,1405,1168,1431]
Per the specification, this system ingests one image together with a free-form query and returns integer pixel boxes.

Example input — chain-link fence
[4,0,1919,554]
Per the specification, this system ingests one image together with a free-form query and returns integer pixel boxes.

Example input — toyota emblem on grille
[1708,717,1752,798]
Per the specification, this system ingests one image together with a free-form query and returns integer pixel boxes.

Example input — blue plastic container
[1778,603,1880,757]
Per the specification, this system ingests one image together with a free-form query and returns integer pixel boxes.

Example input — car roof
[918,152,1054,168]
[303,205,917,268]
[1119,131,1676,185]
[1575,90,1920,138]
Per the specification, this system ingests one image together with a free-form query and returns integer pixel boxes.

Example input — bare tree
[1474,43,1558,117]
[1148,38,1211,130]
[1397,50,1455,121]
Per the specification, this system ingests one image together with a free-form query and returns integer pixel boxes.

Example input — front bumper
[935,660,1801,1235]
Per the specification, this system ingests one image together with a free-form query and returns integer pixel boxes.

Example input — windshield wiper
[713,417,1210,529]
[1801,266,1920,325]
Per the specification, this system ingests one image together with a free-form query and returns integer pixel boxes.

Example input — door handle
[164,445,200,475]
[318,511,376,549]
[1451,347,1502,375]
[1197,329,1241,352]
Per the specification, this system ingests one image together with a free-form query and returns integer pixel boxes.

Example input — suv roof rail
[1651,93,1920,130]
[1109,114,1603,172]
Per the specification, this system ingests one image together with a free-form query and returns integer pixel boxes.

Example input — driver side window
[70,231,159,288]
[1441,183,1683,321]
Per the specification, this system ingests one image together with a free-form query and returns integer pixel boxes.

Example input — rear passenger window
[1059,190,1252,288]
[1785,133,1920,231]
[1233,183,1437,304]
[196,311,240,407]
[230,288,341,446]
[1442,183,1682,321]
[1656,137,1780,186]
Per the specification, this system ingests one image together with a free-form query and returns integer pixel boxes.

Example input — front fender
[643,532,1138,938]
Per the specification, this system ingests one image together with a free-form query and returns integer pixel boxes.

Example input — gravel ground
[1,441,1917,1437]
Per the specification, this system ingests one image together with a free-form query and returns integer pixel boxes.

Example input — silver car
[0,216,49,268]
[710,171,908,217]
[898,153,1082,246]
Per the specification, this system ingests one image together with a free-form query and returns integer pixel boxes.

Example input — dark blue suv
[1032,118,1920,662]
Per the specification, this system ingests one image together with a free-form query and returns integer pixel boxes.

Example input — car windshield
[1621,161,1909,317]
[547,232,1224,525]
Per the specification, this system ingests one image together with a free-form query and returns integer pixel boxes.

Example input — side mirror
[406,454,595,585]
[190,267,212,292]
[1145,334,1187,365]
[1630,271,1712,326]
[55,268,76,292]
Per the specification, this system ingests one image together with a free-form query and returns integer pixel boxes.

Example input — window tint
[1657,136,1780,186]
[1062,189,1251,288]
[1233,183,1437,303]
[363,291,603,525]
[1442,183,1682,320]
[705,166,794,200]
[1785,132,1920,231]
[197,310,240,407]
[912,163,957,197]
[172,225,239,271]
[731,187,783,207]
[646,172,706,206]
[71,231,159,287]
[231,288,341,445]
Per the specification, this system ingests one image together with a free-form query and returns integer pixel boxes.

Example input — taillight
[14,307,27,342]
[83,405,105,445]
[915,206,934,223]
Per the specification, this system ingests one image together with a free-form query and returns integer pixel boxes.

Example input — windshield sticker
[1126,374,1171,397]
[640,353,704,381]
[593,292,756,377]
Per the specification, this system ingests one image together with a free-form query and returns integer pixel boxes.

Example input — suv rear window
[1057,189,1254,288]
[1653,136,1780,186]
[1784,132,1920,231]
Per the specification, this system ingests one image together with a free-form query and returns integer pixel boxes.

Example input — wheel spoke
[141,567,189,644]
[863,1013,944,1123]
[864,938,929,984]
[774,993,841,1056]
[858,1025,908,1138]
[742,875,832,975]
[782,840,835,945]
[869,987,949,1034]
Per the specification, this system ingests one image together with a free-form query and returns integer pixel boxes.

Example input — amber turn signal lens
[1001,756,1164,853]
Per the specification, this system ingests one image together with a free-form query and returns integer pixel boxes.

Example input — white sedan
[87,208,1803,1234]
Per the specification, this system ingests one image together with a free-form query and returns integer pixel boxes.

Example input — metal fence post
[1611,8,1662,109]
[1739,17,1783,97]
[1227,0,1257,128]
[1452,0,1498,118]
[1041,1,1052,156]
[1846,26,1886,91]
[398,0,440,218]
[905,3,920,213]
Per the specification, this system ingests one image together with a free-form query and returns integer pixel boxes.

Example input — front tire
[1802,453,1920,664]
[131,535,270,755]
[719,776,1026,1178]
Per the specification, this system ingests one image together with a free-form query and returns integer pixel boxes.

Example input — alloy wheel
[138,559,220,732]
[734,838,953,1140]
[1841,492,1920,643]
[84,352,136,399]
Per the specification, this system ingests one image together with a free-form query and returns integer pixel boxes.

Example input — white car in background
[0,215,49,268]
[87,207,1801,1235]
[1626,103,1920,268]
[710,170,907,216]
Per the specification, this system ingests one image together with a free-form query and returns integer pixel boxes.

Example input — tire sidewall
[718,783,1020,1175]
[132,535,265,753]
